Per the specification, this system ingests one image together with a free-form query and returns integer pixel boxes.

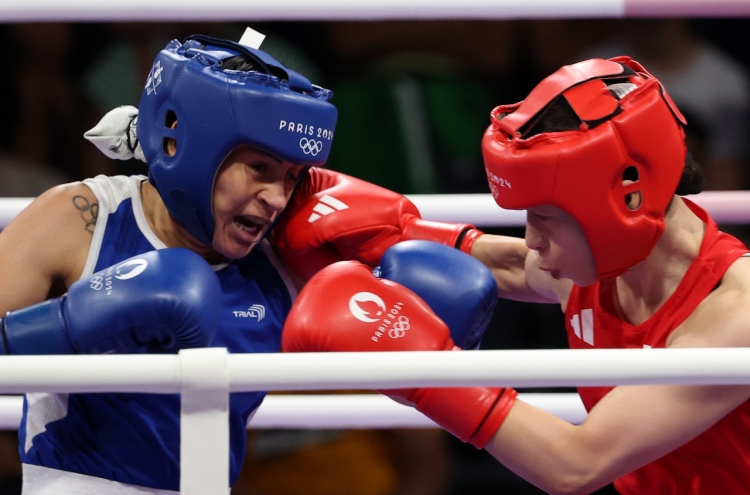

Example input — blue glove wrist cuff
[3,299,75,355]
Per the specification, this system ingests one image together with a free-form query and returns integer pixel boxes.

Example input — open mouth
[234,215,264,238]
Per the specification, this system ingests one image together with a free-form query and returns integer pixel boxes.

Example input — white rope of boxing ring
[3,191,750,229]
[1,0,748,21]
[1,349,750,493]
[1,191,750,493]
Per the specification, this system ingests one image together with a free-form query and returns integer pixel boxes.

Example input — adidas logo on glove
[308,195,349,223]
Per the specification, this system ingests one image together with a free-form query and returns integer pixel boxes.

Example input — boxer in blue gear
[0,32,337,494]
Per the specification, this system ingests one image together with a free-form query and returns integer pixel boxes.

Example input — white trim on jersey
[259,239,298,302]
[129,177,168,251]
[22,464,181,495]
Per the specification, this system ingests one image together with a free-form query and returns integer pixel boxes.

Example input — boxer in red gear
[272,167,482,281]
[285,56,750,495]
[471,57,750,495]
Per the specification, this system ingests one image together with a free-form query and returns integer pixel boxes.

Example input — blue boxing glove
[1,248,222,355]
[376,240,498,349]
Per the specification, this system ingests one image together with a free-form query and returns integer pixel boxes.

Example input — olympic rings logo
[388,316,411,339]
[90,275,104,291]
[299,138,323,156]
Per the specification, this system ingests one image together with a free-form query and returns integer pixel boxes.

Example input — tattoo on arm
[72,196,99,234]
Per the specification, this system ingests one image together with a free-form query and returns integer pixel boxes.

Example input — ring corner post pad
[179,347,230,494]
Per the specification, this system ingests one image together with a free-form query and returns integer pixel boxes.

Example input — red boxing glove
[282,261,516,449]
[273,168,483,280]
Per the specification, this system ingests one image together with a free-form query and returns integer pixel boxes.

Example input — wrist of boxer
[405,385,517,450]
[401,218,484,255]
[467,388,518,448]
[455,227,483,255]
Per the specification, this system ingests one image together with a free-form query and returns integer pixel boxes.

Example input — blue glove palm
[1,248,222,355]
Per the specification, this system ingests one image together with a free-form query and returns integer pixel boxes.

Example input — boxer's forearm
[470,234,548,302]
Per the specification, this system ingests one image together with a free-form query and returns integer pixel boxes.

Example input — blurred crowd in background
[1,17,749,495]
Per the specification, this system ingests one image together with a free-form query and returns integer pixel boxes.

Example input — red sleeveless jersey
[565,199,750,494]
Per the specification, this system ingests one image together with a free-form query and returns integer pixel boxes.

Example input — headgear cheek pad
[138,35,338,246]
[482,57,687,280]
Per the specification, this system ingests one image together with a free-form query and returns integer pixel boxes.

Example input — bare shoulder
[669,256,750,348]
[0,182,97,310]
[8,181,99,239]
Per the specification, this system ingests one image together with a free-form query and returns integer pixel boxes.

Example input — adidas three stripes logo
[308,195,350,223]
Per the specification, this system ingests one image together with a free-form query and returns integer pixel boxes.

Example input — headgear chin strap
[482,56,687,280]
[138,34,338,246]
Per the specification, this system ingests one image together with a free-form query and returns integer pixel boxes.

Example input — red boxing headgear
[482,57,687,280]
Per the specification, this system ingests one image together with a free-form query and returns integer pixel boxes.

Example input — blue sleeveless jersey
[19,176,294,491]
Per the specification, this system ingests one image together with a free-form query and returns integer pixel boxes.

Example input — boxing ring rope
[1,0,748,21]
[2,191,750,230]
[2,348,750,492]
[407,191,750,227]
[0,393,588,429]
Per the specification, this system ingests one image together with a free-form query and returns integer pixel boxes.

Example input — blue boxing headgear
[138,34,338,246]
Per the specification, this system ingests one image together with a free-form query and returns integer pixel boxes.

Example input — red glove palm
[273,168,482,280]
[282,261,516,448]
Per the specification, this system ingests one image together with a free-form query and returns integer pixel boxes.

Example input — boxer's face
[211,145,303,259]
[525,205,597,286]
